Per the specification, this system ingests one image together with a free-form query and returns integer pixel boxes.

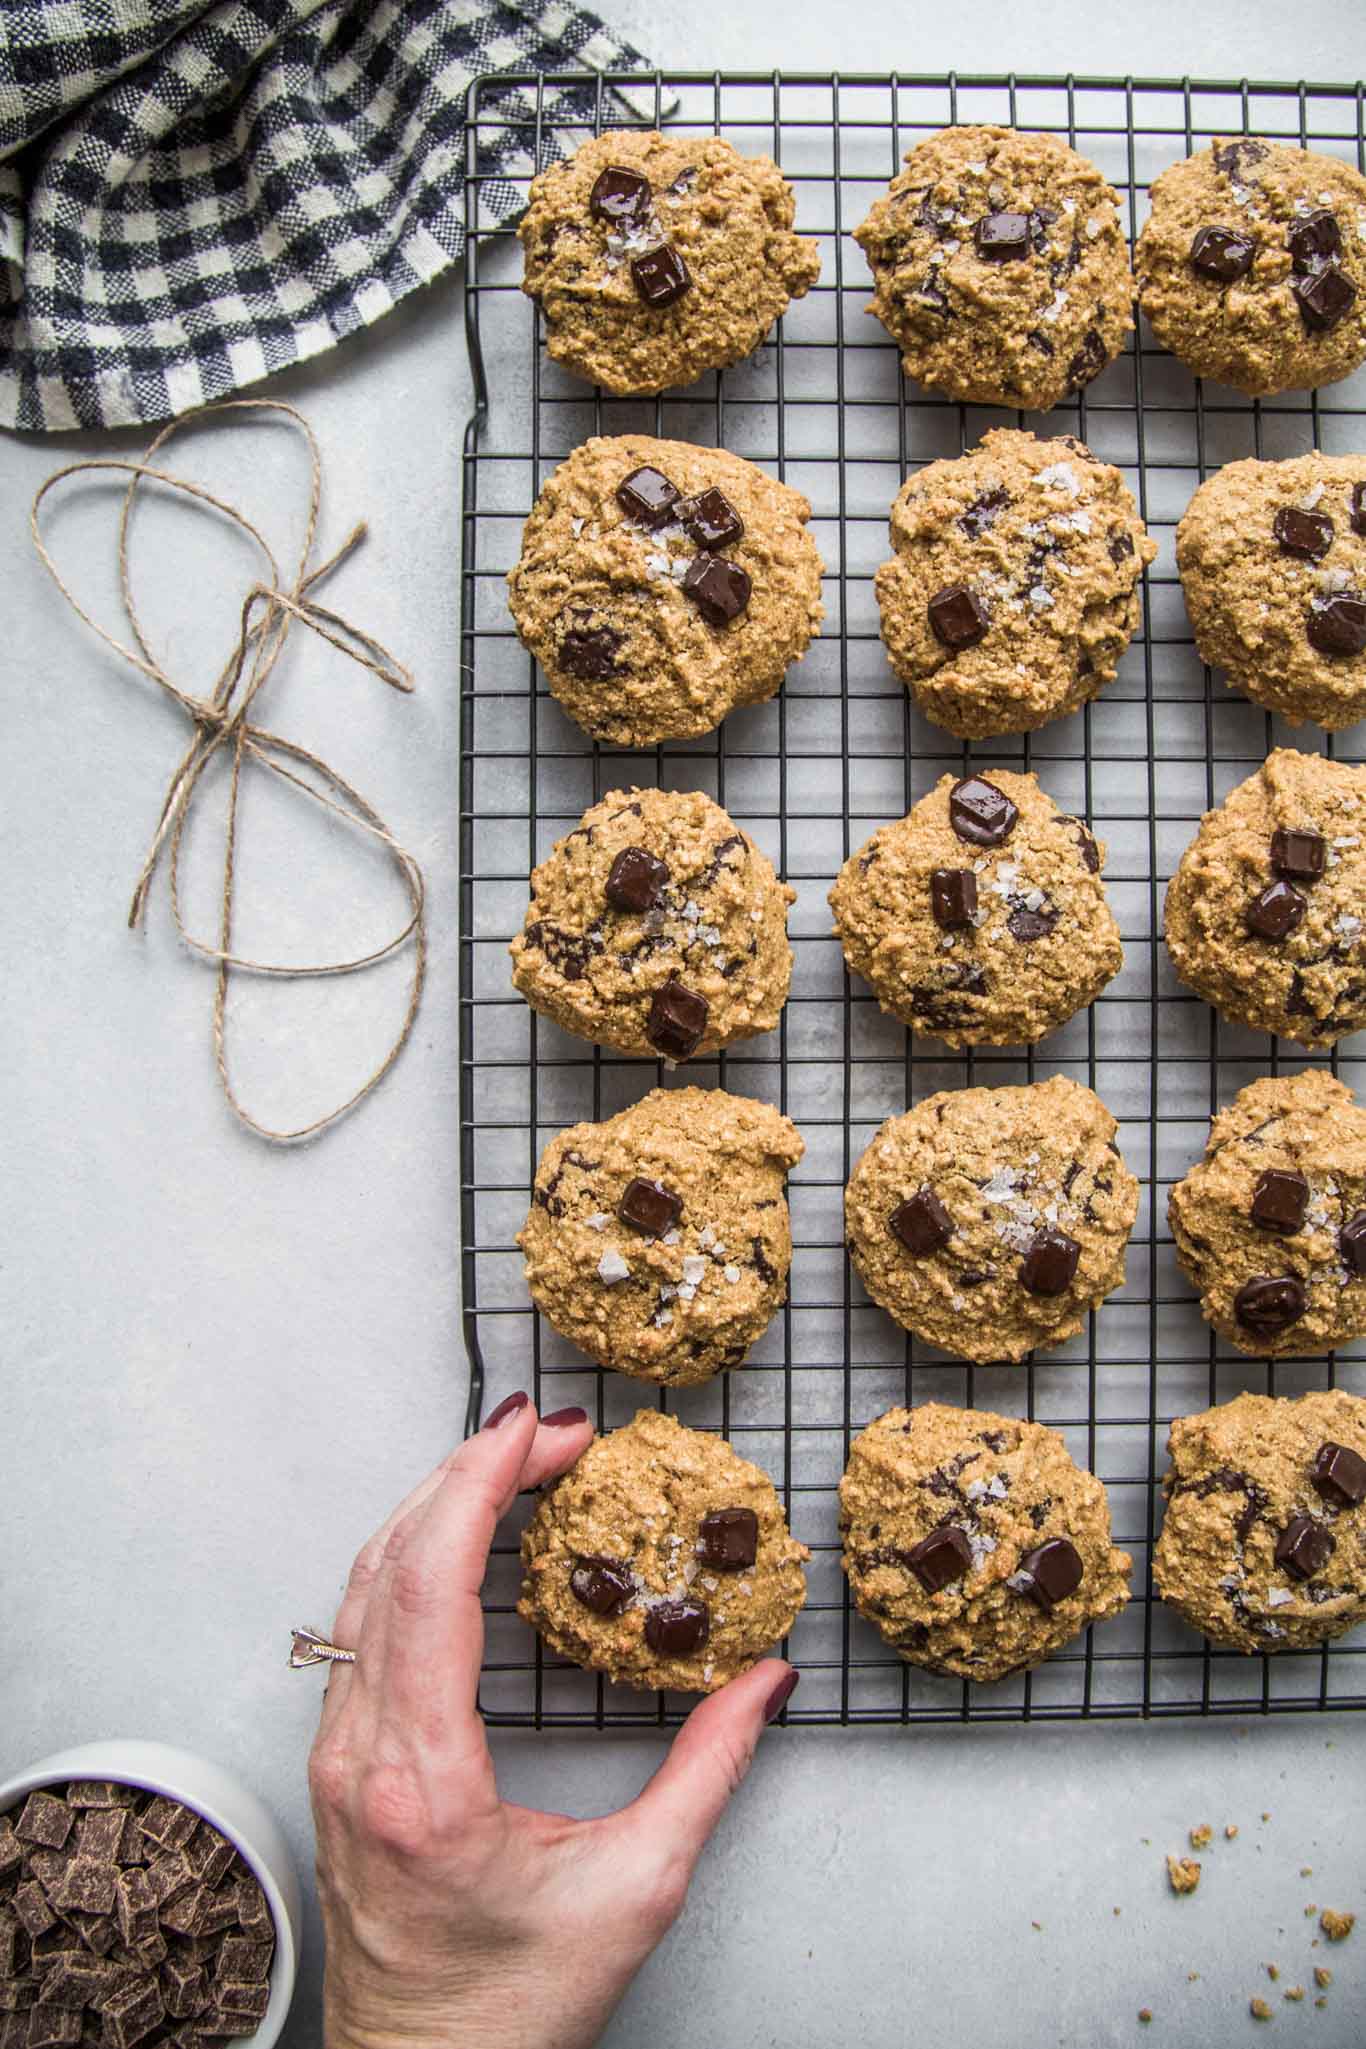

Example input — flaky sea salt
[584,1213,609,1231]
[723,1264,742,1285]
[597,1249,629,1284]
[1033,461,1080,495]
[681,1255,707,1285]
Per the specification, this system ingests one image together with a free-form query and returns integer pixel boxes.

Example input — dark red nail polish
[763,1670,799,1724]
[541,1405,590,1428]
[484,1391,530,1430]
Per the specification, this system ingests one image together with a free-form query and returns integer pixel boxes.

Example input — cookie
[518,130,820,395]
[510,788,793,1061]
[844,1076,1139,1364]
[507,434,824,747]
[830,769,1122,1047]
[1164,749,1366,1049]
[839,1404,1131,1682]
[519,1407,809,1692]
[518,1086,803,1386]
[1154,1390,1366,1653]
[1176,453,1366,729]
[874,428,1156,737]
[1136,137,1366,397]
[853,124,1134,411]
[1168,1070,1366,1359]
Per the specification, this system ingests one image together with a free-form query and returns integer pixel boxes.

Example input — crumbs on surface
[1225,1824,1240,1840]
[1167,1855,1202,1896]
[1313,1967,1332,1990]
[1250,1997,1273,2021]
[1137,2009,1152,2025]
[1189,1823,1213,1851]
[1320,1910,1355,1942]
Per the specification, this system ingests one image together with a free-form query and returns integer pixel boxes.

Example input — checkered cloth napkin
[0,0,653,432]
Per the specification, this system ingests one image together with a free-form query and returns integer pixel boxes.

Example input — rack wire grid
[460,71,1366,1727]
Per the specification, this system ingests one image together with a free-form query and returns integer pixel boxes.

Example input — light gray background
[2,4,1364,2046]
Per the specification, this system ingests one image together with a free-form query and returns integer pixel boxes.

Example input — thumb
[617,1659,798,1870]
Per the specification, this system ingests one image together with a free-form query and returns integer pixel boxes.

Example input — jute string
[30,397,427,1143]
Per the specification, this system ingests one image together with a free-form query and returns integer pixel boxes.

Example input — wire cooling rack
[460,72,1366,1726]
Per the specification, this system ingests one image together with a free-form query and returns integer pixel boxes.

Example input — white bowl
[0,1739,300,2047]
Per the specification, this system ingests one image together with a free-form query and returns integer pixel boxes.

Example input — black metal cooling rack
[459,71,1366,1726]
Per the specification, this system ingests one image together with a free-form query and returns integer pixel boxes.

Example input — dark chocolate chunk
[949,775,1018,848]
[12,1885,56,1940]
[618,1176,683,1238]
[1107,529,1136,564]
[631,243,691,308]
[50,1859,117,1918]
[1274,1514,1335,1581]
[1007,901,1060,943]
[974,211,1031,261]
[697,1507,759,1571]
[1293,263,1357,332]
[15,1797,72,1853]
[1212,137,1269,180]
[959,488,1009,538]
[646,977,709,1060]
[217,1980,272,2024]
[643,1597,709,1655]
[1234,1273,1306,1334]
[1351,482,1366,538]
[682,553,751,626]
[605,846,669,912]
[678,487,744,552]
[930,867,978,928]
[569,1556,634,1617]
[1273,505,1334,558]
[615,464,679,529]
[1250,1168,1310,1234]
[1311,1440,1366,1508]
[589,165,653,227]
[905,1522,973,1594]
[1245,878,1307,940]
[889,1186,954,1258]
[1065,328,1108,390]
[1016,1537,1084,1611]
[1019,1228,1081,1297]
[1270,827,1325,882]
[1306,592,1366,656]
[1059,814,1101,871]
[927,583,989,650]
[559,622,621,680]
[1189,223,1256,283]
[1287,208,1342,271]
[1340,1211,1366,1276]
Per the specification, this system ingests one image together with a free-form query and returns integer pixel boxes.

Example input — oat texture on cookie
[510,787,794,1060]
[1136,138,1366,397]
[1168,1070,1366,1359]
[874,428,1156,737]
[853,125,1134,410]
[1176,453,1366,729]
[830,769,1122,1046]
[844,1075,1139,1364]
[839,1404,1132,1682]
[507,434,824,747]
[518,130,820,395]
[1154,1389,1366,1653]
[1164,749,1366,1048]
[519,1407,809,1691]
[518,1086,803,1385]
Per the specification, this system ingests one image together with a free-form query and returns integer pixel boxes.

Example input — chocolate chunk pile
[0,1782,274,2047]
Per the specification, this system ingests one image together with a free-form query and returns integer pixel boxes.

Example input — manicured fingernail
[541,1405,590,1428]
[763,1670,799,1723]
[484,1391,530,1430]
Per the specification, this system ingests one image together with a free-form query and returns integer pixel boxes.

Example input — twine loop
[31,398,427,1142]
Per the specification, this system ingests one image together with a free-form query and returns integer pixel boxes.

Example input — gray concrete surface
[3,5,1364,2046]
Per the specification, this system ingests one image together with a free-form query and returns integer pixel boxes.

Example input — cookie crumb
[1313,1968,1332,1990]
[1261,1812,1271,1823]
[1188,1972,1200,1983]
[1305,1905,1317,1917]
[1225,1824,1240,1840]
[1266,1964,1279,1982]
[1282,1988,1304,2004]
[1314,1997,1328,2009]
[1138,2010,1153,2025]
[1299,1866,1312,1877]
[1031,1920,1042,1931]
[1249,1997,1273,2021]
[1320,1910,1355,1942]
[1190,1823,1213,1850]
[1167,1855,1202,1896]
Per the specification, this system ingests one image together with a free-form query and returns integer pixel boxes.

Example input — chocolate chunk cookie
[519,1407,809,1691]
[511,788,793,1060]
[845,1076,1139,1364]
[1176,453,1366,729]
[853,125,1134,410]
[1154,1390,1366,1653]
[1136,138,1366,396]
[518,130,820,395]
[840,1404,1132,1683]
[830,769,1122,1046]
[1168,1070,1366,1359]
[507,434,824,746]
[875,429,1156,736]
[1164,749,1366,1048]
[518,1086,803,1385]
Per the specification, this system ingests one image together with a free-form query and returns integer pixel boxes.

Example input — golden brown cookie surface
[519,1408,808,1692]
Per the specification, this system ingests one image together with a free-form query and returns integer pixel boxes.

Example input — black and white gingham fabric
[0,0,654,431]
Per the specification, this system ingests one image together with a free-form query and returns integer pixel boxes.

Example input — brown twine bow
[30,397,427,1143]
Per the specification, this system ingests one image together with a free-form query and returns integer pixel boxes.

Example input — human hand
[308,1392,799,2049]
